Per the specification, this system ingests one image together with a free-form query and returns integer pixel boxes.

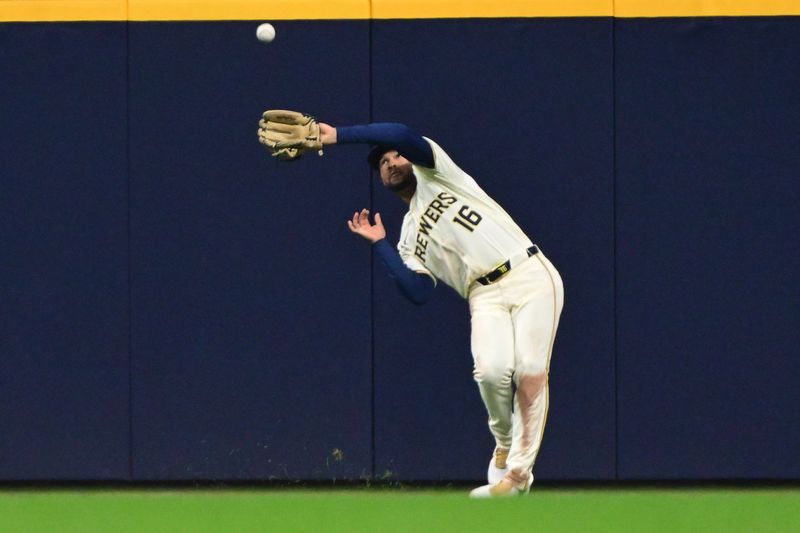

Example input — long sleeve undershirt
[336,123,435,168]
[373,236,435,305]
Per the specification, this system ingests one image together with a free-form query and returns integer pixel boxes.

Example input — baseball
[256,23,275,43]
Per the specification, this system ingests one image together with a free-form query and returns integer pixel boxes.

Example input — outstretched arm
[320,122,434,168]
[347,209,435,305]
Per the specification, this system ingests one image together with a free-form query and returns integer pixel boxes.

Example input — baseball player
[258,112,564,497]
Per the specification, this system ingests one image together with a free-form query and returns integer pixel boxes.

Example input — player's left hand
[347,209,386,243]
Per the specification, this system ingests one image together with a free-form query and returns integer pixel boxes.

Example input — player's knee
[473,361,513,388]
[515,370,548,402]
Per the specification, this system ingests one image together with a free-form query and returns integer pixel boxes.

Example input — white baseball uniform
[397,138,564,487]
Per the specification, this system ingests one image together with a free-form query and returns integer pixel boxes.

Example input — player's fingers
[374,212,383,227]
[359,209,369,225]
[352,211,360,227]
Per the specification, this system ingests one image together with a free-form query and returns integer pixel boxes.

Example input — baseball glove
[258,109,323,161]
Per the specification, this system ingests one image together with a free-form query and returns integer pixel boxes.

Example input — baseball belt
[475,245,540,286]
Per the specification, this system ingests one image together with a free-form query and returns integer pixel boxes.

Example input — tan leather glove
[257,109,323,161]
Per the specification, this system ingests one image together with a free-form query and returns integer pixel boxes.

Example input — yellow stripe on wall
[0,0,371,21]
[616,0,800,18]
[0,1,127,21]
[0,0,798,22]
[129,0,369,21]
[371,0,612,19]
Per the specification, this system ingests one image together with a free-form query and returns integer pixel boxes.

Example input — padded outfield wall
[1,0,798,481]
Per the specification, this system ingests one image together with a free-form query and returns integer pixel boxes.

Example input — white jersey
[397,138,533,298]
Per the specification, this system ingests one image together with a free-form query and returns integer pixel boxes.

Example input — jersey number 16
[454,205,483,232]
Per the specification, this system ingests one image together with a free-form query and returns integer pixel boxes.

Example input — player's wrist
[320,123,337,145]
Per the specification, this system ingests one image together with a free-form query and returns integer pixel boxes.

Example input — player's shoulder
[422,136,443,158]
[421,137,459,171]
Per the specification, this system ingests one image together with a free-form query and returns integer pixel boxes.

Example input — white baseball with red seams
[396,138,564,494]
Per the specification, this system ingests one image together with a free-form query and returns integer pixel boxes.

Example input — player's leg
[504,254,564,489]
[469,284,515,458]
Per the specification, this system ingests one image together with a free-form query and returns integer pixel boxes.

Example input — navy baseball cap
[367,145,394,170]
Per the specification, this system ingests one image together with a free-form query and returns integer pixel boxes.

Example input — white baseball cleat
[469,472,533,498]
[487,447,509,484]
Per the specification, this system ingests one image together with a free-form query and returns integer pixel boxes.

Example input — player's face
[378,151,415,192]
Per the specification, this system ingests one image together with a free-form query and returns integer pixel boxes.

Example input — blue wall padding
[370,18,616,481]
[615,17,800,479]
[0,23,130,479]
[1,16,799,481]
[127,21,373,479]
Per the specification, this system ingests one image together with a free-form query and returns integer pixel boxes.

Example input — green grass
[1,487,798,532]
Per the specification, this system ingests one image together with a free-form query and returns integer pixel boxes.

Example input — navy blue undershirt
[336,123,435,168]
[338,123,436,304]
[373,238,435,305]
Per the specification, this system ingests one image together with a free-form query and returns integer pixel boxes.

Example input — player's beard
[387,175,415,193]
[385,168,416,193]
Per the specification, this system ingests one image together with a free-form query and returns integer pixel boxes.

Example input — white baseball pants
[468,251,564,488]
